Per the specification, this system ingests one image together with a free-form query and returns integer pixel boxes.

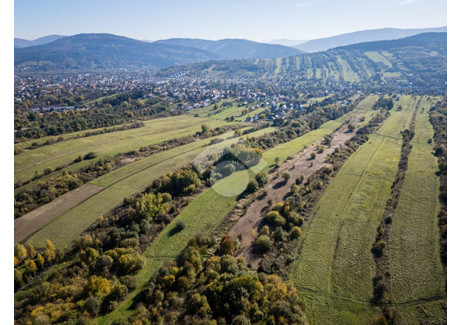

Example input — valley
[13,26,447,325]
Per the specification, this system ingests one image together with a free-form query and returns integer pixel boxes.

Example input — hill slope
[14,33,221,72]
[14,35,66,48]
[157,33,447,90]
[294,26,446,52]
[154,38,304,59]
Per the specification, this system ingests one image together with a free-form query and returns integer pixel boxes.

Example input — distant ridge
[156,33,447,90]
[294,26,447,52]
[14,33,221,71]
[153,38,304,59]
[269,39,308,47]
[14,35,66,48]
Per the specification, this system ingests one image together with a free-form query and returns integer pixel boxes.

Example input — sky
[14,0,446,42]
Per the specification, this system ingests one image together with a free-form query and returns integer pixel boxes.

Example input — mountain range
[14,34,223,71]
[293,26,446,52]
[14,27,447,73]
[157,32,447,90]
[153,38,303,59]
[14,34,303,71]
[14,35,66,48]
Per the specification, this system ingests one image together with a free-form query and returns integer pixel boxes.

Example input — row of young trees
[429,99,447,266]
[14,125,235,218]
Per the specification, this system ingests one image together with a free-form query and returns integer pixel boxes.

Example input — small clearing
[15,184,104,244]
[229,117,362,268]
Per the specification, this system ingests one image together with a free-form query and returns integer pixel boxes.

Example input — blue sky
[15,0,446,42]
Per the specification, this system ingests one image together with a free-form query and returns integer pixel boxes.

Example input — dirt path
[14,184,104,244]
[229,118,362,269]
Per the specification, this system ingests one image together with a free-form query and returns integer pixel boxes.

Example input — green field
[14,114,232,184]
[98,108,364,324]
[364,51,393,68]
[336,55,360,82]
[388,97,446,323]
[25,127,275,248]
[290,96,417,324]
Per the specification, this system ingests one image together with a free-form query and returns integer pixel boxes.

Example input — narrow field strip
[388,98,446,308]
[25,130,263,248]
[98,109,361,324]
[15,115,230,183]
[290,99,416,324]
[14,184,104,244]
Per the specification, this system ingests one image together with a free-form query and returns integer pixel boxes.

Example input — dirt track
[14,184,104,244]
[229,117,363,268]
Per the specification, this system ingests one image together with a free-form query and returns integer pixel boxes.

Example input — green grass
[14,114,231,184]
[336,55,360,82]
[397,300,447,324]
[364,51,393,68]
[355,94,379,110]
[98,109,361,324]
[25,127,276,249]
[289,97,417,324]
[388,97,446,318]
[275,58,282,74]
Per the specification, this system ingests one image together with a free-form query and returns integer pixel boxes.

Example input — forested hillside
[158,33,446,91]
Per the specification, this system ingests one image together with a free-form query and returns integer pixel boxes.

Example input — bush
[232,315,251,325]
[265,211,286,226]
[274,227,285,242]
[246,179,258,193]
[255,171,268,187]
[84,152,98,160]
[290,226,302,239]
[281,172,291,182]
[176,221,186,231]
[219,235,236,255]
[43,167,54,175]
[310,152,317,160]
[119,275,137,291]
[84,296,101,317]
[255,235,273,252]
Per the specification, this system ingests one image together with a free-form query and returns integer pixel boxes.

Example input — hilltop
[157,32,446,91]
[294,26,446,52]
[154,38,303,59]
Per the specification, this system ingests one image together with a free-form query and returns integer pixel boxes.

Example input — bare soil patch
[15,184,105,244]
[229,118,363,269]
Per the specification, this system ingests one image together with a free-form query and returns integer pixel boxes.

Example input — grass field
[364,51,393,68]
[336,55,360,82]
[98,108,364,324]
[388,97,446,323]
[289,96,417,324]
[14,114,232,184]
[24,127,275,248]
